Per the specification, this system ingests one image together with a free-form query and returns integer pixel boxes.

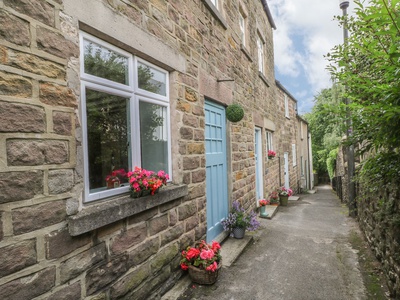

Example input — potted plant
[127,167,169,198]
[221,200,260,239]
[259,199,270,218]
[269,191,279,206]
[277,186,293,206]
[105,168,126,189]
[267,150,276,160]
[180,240,222,285]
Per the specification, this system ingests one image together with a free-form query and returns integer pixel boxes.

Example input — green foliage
[303,84,344,175]
[226,104,244,122]
[327,0,400,185]
[327,148,338,179]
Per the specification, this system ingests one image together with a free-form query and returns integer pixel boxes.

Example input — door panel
[255,128,263,202]
[205,101,228,242]
[284,152,289,189]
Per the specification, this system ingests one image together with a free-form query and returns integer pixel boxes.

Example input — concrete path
[177,185,367,300]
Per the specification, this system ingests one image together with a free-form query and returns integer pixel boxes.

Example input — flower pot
[232,227,245,239]
[260,206,269,218]
[187,262,221,285]
[130,188,159,198]
[279,195,289,206]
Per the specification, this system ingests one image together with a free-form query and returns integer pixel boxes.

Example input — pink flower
[205,261,218,272]
[180,263,189,270]
[200,249,214,260]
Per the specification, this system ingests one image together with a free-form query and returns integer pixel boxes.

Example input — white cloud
[269,0,348,112]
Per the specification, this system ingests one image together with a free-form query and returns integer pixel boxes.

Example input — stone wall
[335,146,400,297]
[0,0,304,298]
[357,184,400,297]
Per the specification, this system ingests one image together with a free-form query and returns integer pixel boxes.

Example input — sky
[268,0,351,114]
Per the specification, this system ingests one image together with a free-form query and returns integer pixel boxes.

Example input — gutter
[261,0,277,30]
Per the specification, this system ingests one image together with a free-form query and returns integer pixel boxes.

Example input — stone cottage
[0,0,312,299]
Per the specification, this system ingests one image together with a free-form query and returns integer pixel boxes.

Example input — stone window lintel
[68,184,188,236]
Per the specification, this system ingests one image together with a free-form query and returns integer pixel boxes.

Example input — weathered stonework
[0,171,43,203]
[0,239,37,277]
[0,102,46,133]
[0,0,312,298]
[6,140,69,166]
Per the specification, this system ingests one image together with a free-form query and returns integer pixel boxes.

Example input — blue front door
[205,101,228,242]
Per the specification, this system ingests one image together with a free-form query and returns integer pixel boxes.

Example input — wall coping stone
[68,184,188,236]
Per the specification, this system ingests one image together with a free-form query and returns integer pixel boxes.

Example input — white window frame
[80,32,171,203]
[284,94,289,118]
[266,131,273,152]
[292,144,297,167]
[257,34,264,74]
[239,13,245,45]
[210,0,219,9]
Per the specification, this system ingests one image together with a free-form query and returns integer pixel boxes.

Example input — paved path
[178,185,367,300]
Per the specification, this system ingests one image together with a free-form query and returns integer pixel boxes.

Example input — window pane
[138,62,166,96]
[86,89,130,192]
[139,101,168,172]
[83,39,129,85]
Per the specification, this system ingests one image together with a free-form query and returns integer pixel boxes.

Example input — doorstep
[289,195,300,202]
[161,235,253,300]
[264,204,279,219]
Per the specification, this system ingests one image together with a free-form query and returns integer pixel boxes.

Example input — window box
[68,184,188,236]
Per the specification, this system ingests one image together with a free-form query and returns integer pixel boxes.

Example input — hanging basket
[187,261,222,285]
[226,104,244,122]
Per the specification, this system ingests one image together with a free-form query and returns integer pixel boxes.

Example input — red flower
[211,241,221,252]
[186,248,200,260]
[180,241,221,273]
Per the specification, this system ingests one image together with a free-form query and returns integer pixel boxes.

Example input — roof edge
[275,80,297,103]
[261,0,277,30]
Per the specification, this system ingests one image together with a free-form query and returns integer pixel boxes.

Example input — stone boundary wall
[335,146,399,297]
[357,185,400,297]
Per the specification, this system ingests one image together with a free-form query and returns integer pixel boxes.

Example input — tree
[303,84,344,178]
[327,0,400,187]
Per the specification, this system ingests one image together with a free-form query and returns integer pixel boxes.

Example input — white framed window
[266,131,273,152]
[210,0,219,9]
[284,94,289,118]
[257,34,264,73]
[300,121,304,140]
[239,13,245,45]
[80,32,171,202]
[292,144,297,167]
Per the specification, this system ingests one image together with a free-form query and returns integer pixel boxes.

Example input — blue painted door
[255,128,263,202]
[205,101,228,242]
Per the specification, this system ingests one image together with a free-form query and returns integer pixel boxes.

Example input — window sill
[68,184,188,236]
[258,71,270,87]
[202,0,228,29]
[240,44,253,62]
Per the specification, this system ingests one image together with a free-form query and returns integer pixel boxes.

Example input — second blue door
[205,101,228,242]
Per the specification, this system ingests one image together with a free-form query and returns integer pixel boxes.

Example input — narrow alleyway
[178,185,376,300]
